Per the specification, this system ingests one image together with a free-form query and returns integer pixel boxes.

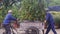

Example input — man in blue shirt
[3,10,17,34]
[45,12,57,34]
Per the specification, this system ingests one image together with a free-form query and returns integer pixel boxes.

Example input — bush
[0,1,20,23]
[51,12,60,25]
[19,0,45,21]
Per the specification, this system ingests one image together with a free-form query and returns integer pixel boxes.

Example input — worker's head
[8,10,12,13]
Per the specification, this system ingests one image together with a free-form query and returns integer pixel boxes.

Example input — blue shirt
[3,13,17,24]
[46,12,54,24]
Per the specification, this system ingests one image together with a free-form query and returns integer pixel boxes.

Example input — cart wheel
[3,32,6,34]
[13,32,15,34]
[26,27,39,34]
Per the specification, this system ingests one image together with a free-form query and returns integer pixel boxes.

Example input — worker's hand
[44,20,46,23]
[16,18,18,20]
[17,18,20,21]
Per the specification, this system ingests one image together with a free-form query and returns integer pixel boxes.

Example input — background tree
[44,0,60,8]
[0,0,21,23]
[19,0,45,21]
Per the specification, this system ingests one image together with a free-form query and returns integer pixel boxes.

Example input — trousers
[3,24,11,34]
[45,24,57,34]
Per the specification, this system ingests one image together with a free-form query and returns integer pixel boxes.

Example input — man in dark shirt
[45,12,57,34]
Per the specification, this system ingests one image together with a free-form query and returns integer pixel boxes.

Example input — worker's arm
[10,15,17,21]
[45,13,50,22]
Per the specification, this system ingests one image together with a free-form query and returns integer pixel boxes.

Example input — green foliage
[54,17,60,24]
[44,0,60,7]
[20,0,45,21]
[0,10,3,23]
[49,0,60,6]
[12,5,19,18]
[0,0,45,23]
[0,0,21,23]
[51,12,60,24]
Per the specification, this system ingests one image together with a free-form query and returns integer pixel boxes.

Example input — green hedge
[19,0,45,21]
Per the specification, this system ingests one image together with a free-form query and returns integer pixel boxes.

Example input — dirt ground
[0,29,60,34]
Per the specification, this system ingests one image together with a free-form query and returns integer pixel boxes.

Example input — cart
[18,21,44,34]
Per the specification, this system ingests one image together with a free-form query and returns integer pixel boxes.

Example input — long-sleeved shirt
[3,13,17,24]
[46,12,54,24]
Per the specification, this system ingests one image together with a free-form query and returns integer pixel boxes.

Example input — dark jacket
[46,12,54,24]
[3,13,17,24]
